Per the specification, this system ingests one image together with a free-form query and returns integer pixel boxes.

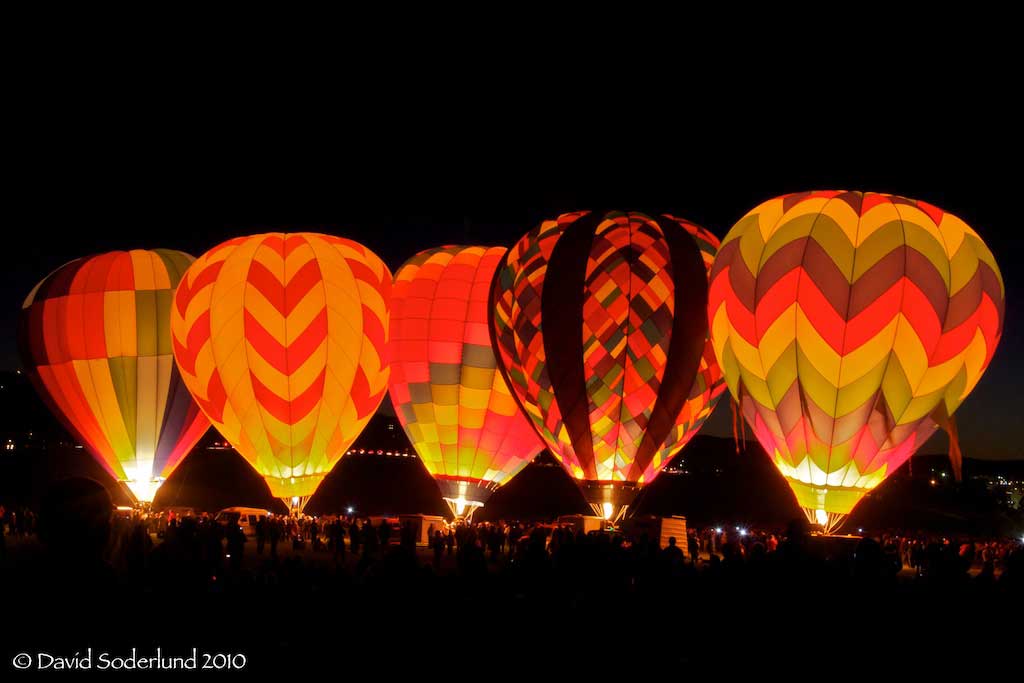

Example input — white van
[215,507,270,536]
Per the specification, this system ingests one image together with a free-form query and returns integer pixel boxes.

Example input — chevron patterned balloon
[170,233,391,511]
[491,211,725,521]
[19,249,210,503]
[708,191,1005,532]
[388,245,545,519]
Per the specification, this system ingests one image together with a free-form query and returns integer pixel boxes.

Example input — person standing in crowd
[332,517,346,560]
[432,530,444,571]
[660,536,685,580]
[349,519,361,556]
[310,518,321,552]
[363,519,378,557]
[269,516,281,559]
[255,515,267,555]
[687,530,698,564]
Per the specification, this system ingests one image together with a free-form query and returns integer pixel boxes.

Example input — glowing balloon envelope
[388,245,545,520]
[491,211,725,521]
[708,191,1004,532]
[170,233,391,512]
[19,249,210,503]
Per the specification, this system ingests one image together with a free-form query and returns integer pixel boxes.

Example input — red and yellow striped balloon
[708,191,1004,532]
[388,245,545,519]
[19,250,210,503]
[170,233,391,509]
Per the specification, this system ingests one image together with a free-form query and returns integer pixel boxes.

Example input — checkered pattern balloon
[491,211,724,490]
[388,246,545,511]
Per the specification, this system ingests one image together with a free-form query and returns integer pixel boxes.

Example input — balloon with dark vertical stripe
[490,211,725,520]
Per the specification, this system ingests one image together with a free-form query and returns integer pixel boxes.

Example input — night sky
[5,118,1020,460]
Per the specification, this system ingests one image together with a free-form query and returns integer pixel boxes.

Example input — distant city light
[714,528,722,534]
[858,528,864,533]
[739,528,747,536]
[347,506,354,514]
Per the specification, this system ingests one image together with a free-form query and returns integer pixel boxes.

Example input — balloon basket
[285,496,310,517]
[581,481,638,526]
[443,498,483,523]
[802,508,847,535]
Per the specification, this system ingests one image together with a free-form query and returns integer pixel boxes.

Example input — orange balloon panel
[388,246,545,509]
[170,233,391,500]
[19,250,209,502]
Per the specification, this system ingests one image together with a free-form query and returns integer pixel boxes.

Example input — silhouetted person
[662,536,685,571]
[37,477,116,591]
[255,516,267,555]
[349,520,361,555]
[332,519,346,560]
[310,519,321,551]
[124,519,153,579]
[378,519,391,547]
[363,520,379,556]
[269,517,281,559]
[432,530,444,570]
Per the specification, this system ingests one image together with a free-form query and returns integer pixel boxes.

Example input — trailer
[621,515,689,559]
[556,514,607,535]
[399,514,448,546]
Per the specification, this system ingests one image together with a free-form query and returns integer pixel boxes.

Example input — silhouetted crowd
[2,479,1022,675]
[5,491,1022,593]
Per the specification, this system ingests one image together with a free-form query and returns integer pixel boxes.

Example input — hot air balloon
[18,250,210,503]
[708,191,1004,533]
[491,211,725,522]
[388,245,545,520]
[170,233,391,513]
